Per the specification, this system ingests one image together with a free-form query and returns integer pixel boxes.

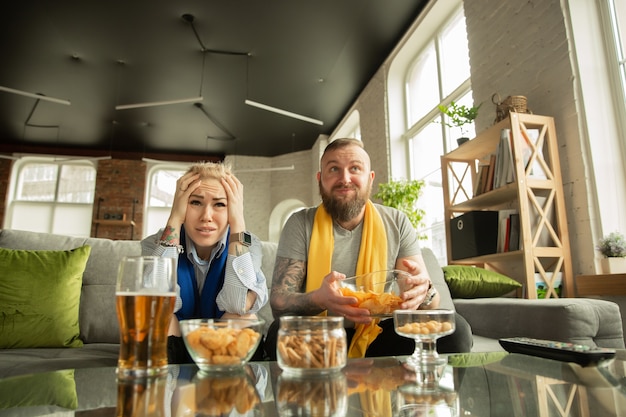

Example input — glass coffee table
[1,351,625,416]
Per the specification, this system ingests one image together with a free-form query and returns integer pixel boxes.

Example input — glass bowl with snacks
[179,318,264,372]
[393,309,455,370]
[277,316,347,375]
[338,269,412,317]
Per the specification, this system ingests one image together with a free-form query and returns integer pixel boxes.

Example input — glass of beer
[116,256,176,379]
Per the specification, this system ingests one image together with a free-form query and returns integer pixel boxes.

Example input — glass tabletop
[1,351,626,417]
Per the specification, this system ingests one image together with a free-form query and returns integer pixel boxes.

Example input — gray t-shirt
[276,203,421,278]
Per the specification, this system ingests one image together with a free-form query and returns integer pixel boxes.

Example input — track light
[245,99,323,126]
[0,86,71,106]
[115,96,203,110]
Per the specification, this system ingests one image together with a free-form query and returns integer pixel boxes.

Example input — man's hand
[312,271,373,324]
[396,257,439,310]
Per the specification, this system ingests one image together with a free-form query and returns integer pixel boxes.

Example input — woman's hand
[221,172,246,232]
[168,172,201,226]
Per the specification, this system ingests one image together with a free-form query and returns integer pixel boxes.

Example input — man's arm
[269,256,324,317]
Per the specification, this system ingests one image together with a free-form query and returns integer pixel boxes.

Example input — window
[398,5,473,264]
[143,164,189,237]
[6,158,96,236]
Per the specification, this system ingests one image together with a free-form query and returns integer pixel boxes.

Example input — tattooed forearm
[270,256,323,316]
[160,226,180,242]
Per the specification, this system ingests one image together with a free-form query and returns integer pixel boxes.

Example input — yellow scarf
[307,200,388,358]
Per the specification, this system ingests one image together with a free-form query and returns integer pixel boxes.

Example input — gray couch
[1,229,624,378]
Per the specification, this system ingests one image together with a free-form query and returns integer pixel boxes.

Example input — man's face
[317,144,374,223]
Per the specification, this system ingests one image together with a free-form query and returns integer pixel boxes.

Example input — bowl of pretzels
[180,318,264,372]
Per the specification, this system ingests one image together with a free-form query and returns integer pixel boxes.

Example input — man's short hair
[322,138,364,159]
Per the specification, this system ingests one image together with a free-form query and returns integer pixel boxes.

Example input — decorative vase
[601,257,626,274]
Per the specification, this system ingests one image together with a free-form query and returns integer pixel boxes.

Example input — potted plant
[373,178,427,240]
[437,101,481,146]
[597,231,626,274]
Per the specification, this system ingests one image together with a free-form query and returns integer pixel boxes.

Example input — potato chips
[340,287,403,315]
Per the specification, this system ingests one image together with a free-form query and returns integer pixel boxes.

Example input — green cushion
[0,245,91,348]
[442,265,522,298]
[0,369,78,409]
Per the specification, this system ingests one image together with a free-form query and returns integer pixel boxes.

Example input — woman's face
[184,177,229,259]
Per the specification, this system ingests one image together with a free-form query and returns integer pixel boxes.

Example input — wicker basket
[492,93,530,123]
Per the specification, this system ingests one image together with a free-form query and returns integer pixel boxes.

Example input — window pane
[150,169,184,207]
[58,165,96,203]
[17,164,58,201]
[440,14,471,97]
[407,42,439,125]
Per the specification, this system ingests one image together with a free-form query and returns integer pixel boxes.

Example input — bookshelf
[441,113,573,298]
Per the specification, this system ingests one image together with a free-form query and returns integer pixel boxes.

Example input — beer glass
[116,256,176,379]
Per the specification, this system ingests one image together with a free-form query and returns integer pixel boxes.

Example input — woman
[142,161,268,363]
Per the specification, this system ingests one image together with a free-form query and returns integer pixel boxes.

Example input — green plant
[597,232,626,258]
[437,101,481,137]
[373,179,426,239]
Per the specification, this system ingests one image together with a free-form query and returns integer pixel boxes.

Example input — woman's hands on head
[221,172,246,232]
[169,172,201,227]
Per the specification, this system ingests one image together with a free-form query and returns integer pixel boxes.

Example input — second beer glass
[116,256,176,379]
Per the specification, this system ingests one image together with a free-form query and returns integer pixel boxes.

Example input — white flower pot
[601,257,626,274]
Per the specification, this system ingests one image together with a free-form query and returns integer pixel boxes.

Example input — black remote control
[499,337,616,366]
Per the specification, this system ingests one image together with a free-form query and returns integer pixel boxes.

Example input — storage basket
[492,93,530,123]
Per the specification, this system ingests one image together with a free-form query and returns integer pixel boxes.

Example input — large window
[6,158,96,236]
[402,8,473,263]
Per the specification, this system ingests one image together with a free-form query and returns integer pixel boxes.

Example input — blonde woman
[142,161,268,363]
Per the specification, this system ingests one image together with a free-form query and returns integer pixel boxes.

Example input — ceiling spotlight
[0,86,71,106]
[115,96,203,110]
[245,99,323,126]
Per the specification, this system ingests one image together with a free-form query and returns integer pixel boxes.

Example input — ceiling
[0,0,427,159]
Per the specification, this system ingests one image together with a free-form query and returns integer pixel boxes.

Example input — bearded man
[264,138,472,359]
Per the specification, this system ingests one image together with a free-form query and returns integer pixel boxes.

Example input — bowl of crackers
[338,269,411,316]
[180,318,264,372]
[277,316,347,375]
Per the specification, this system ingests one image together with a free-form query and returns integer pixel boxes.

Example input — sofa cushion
[0,245,91,348]
[442,265,521,298]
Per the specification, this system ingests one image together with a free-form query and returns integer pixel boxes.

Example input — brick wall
[91,159,146,240]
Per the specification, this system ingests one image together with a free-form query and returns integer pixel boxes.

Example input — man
[265,138,472,359]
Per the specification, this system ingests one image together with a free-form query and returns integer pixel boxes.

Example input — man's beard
[319,181,372,223]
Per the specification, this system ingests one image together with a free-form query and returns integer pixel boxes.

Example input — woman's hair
[186,161,232,181]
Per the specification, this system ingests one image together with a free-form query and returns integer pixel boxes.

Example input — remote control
[499,337,616,366]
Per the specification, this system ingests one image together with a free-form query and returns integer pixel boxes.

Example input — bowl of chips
[180,318,264,372]
[338,269,411,316]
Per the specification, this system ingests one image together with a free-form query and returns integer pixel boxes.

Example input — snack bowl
[338,269,411,316]
[277,316,347,375]
[179,318,264,372]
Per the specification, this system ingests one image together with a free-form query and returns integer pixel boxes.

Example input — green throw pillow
[0,245,91,348]
[442,265,521,298]
[0,369,78,409]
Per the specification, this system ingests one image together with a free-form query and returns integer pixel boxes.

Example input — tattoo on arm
[270,256,323,316]
[160,226,180,243]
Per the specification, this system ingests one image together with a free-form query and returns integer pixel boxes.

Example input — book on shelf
[508,213,520,251]
[497,209,518,253]
[493,129,515,189]
[484,153,497,193]
[473,164,489,197]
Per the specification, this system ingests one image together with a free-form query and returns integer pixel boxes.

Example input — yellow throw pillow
[0,245,91,348]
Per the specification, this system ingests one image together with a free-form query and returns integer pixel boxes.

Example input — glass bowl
[338,269,411,316]
[179,318,264,372]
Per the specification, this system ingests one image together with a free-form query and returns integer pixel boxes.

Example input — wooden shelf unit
[441,113,573,298]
